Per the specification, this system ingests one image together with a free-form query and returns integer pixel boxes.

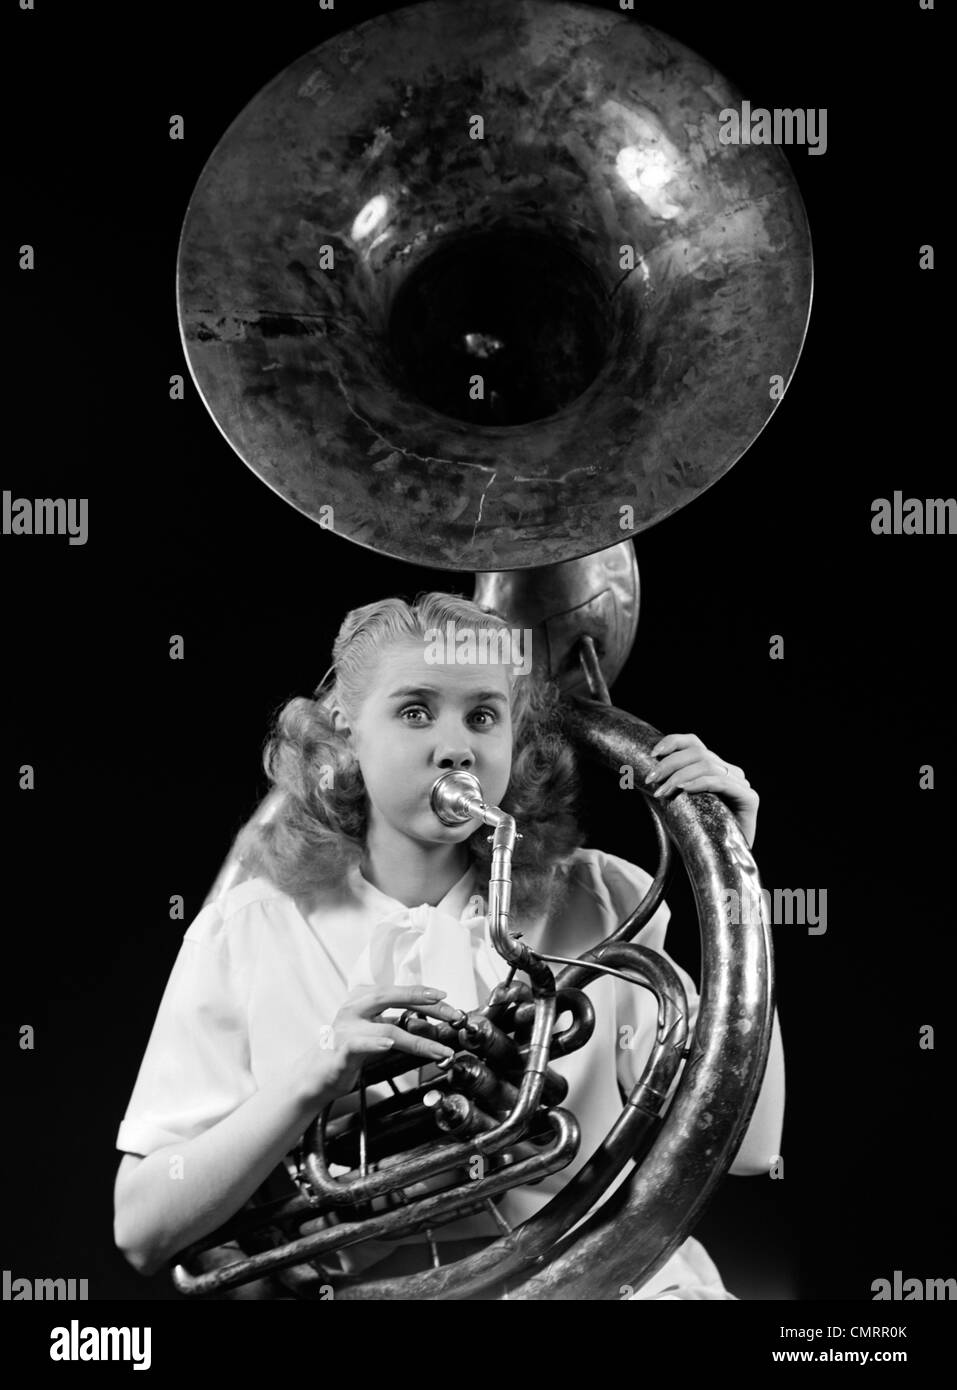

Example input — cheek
[364,729,406,763]
[363,737,421,794]
[486,736,514,785]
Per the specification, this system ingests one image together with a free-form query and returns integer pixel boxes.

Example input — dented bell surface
[178,0,811,571]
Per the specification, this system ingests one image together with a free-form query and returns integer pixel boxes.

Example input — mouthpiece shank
[429,772,523,969]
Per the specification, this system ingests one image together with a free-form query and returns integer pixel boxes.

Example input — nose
[434,747,474,771]
[433,737,475,772]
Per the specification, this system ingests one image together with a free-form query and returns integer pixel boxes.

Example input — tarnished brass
[169,0,792,1299]
[178,0,811,571]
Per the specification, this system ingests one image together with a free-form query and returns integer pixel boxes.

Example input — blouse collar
[347,858,484,923]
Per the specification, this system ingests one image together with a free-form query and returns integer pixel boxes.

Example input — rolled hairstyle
[237,592,584,925]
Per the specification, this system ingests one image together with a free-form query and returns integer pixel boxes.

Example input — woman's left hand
[645,732,759,848]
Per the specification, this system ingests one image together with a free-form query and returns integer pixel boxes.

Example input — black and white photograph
[6,0,952,1363]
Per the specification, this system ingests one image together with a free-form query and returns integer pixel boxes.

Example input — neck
[361,824,471,908]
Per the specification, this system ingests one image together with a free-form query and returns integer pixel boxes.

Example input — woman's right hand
[292,985,462,1107]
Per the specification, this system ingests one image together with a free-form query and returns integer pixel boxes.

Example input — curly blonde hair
[237,591,585,926]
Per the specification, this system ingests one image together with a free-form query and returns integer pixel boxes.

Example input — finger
[343,1033,397,1056]
[649,733,704,758]
[401,1002,469,1026]
[346,985,449,1019]
[645,749,708,784]
[650,758,715,794]
[378,1023,456,1063]
[708,753,747,781]
[655,773,751,799]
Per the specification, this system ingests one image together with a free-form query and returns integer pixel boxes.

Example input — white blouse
[116,846,733,1299]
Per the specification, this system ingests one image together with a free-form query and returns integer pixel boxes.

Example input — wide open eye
[399,704,431,724]
[470,707,499,727]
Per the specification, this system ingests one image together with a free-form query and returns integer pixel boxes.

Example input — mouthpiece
[430,771,486,825]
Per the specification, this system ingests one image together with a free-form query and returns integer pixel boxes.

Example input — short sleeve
[115,902,257,1156]
[591,852,700,1101]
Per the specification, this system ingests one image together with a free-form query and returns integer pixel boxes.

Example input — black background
[6,0,951,1306]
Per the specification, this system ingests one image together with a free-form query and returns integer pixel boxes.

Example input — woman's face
[340,636,515,849]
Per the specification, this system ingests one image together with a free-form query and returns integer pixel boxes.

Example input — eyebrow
[387,685,509,705]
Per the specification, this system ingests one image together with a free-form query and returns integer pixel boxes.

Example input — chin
[432,821,475,840]
[407,818,474,845]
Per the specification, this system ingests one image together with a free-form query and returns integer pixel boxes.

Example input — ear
[330,704,356,744]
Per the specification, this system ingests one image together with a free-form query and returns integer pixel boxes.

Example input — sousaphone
[172,0,811,1299]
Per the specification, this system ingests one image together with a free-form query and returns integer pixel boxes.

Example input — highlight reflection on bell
[177,0,812,571]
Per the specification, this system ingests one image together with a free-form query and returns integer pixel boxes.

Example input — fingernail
[423,990,447,1000]
[644,771,657,784]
